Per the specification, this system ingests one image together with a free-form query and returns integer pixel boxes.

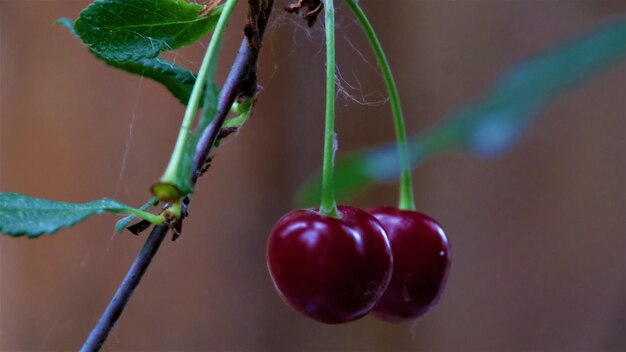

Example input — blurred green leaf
[297,18,626,207]
[296,153,375,207]
[72,0,222,62]
[56,18,76,34]
[0,193,151,238]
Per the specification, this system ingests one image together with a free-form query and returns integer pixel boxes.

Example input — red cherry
[267,206,393,324]
[369,206,451,322]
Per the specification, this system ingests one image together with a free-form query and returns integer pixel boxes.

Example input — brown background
[1,0,625,351]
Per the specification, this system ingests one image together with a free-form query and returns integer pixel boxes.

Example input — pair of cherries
[266,205,450,324]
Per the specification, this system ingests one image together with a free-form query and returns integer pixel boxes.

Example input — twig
[80,225,168,352]
[80,1,274,351]
[192,0,273,180]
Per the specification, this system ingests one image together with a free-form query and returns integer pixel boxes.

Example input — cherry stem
[158,0,239,198]
[344,0,416,211]
[319,0,340,218]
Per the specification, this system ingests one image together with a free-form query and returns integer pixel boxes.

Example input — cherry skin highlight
[369,206,451,322]
[267,206,393,324]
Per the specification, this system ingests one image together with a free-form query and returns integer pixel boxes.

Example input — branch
[80,2,275,351]
[80,225,168,352]
[192,0,273,181]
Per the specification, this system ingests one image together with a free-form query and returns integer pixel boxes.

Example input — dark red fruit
[267,206,393,324]
[369,207,450,322]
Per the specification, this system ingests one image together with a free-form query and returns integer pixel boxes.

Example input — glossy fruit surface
[267,206,393,324]
[369,206,450,322]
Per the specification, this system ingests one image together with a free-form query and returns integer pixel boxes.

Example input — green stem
[157,0,239,199]
[123,208,164,225]
[344,0,416,211]
[319,0,340,218]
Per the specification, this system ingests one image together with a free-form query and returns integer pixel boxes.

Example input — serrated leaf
[74,0,223,62]
[58,18,197,104]
[0,193,148,238]
[296,18,626,206]
[103,57,196,104]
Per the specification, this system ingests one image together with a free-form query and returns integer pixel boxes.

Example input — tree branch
[80,2,275,351]
[80,225,168,352]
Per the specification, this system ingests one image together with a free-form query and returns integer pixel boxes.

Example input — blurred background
[1,0,625,351]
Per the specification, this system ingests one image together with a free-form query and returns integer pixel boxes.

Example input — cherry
[368,206,450,322]
[267,205,393,324]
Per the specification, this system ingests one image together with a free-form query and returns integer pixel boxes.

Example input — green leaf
[58,14,199,105]
[73,0,223,62]
[101,56,196,104]
[296,18,626,207]
[0,193,161,238]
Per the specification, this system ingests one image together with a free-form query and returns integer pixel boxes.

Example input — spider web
[34,7,393,349]
[272,8,390,108]
[35,35,209,351]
